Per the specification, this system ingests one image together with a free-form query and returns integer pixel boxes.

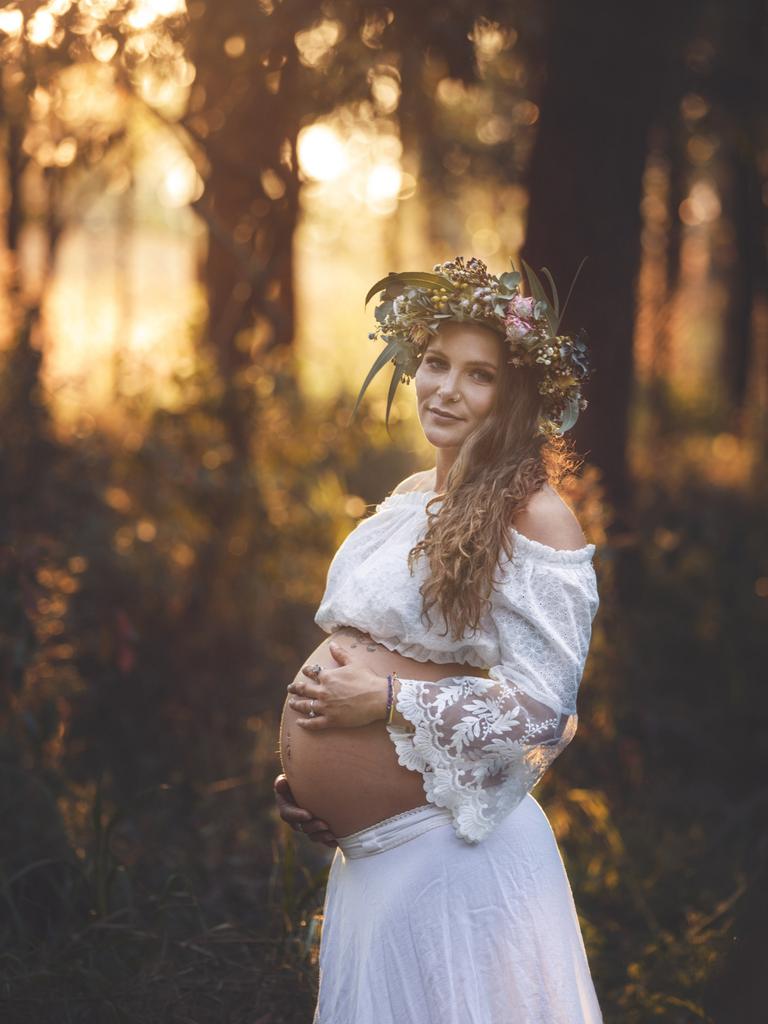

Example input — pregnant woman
[274,255,603,1022]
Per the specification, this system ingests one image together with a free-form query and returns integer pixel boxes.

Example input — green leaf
[394,271,450,289]
[499,271,521,291]
[540,267,560,327]
[521,258,558,337]
[559,394,580,433]
[365,274,402,307]
[374,300,393,323]
[365,271,448,306]
[349,338,399,421]
[384,360,402,436]
[520,257,544,302]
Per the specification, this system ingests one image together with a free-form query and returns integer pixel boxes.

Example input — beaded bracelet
[386,671,399,725]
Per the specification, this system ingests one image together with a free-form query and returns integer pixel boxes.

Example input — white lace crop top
[314,489,600,844]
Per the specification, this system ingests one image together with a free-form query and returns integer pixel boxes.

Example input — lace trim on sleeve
[386,675,576,844]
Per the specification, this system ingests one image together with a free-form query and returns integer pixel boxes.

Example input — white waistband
[337,803,454,859]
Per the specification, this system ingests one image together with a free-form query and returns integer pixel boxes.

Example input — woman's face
[414,321,502,448]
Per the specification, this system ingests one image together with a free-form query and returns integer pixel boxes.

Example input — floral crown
[351,255,592,438]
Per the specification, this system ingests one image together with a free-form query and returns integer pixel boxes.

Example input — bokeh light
[298,124,349,182]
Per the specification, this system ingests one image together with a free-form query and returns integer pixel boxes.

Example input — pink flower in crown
[507,295,537,319]
[504,294,547,342]
[504,316,535,342]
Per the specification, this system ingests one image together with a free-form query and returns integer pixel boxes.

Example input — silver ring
[309,699,317,718]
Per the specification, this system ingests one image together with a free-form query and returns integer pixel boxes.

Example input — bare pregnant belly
[278,626,488,838]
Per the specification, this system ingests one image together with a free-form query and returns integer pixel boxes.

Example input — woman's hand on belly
[287,640,389,730]
[274,774,338,848]
[280,629,485,836]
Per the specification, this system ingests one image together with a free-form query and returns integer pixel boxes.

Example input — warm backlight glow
[224,34,246,58]
[93,35,120,62]
[0,8,24,37]
[298,124,348,182]
[679,179,721,226]
[126,0,187,30]
[27,9,56,45]
[294,19,342,69]
[160,156,203,207]
[366,162,402,203]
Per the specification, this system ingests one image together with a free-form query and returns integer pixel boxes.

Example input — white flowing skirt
[312,795,603,1024]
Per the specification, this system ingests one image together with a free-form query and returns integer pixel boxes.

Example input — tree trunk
[522,0,696,525]
[184,2,307,462]
[709,0,768,423]
[719,148,766,422]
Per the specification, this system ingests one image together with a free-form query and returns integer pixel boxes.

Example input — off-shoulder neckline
[377,489,596,564]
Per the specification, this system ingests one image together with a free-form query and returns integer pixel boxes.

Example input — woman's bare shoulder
[513,484,589,550]
[391,468,436,495]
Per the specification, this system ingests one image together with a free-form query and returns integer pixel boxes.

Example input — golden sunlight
[160,154,204,207]
[0,8,24,37]
[294,19,343,70]
[679,179,721,226]
[26,9,56,46]
[470,17,515,62]
[365,162,402,206]
[297,124,349,182]
[125,0,187,31]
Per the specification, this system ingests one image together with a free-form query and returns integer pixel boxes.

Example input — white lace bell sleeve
[385,552,600,844]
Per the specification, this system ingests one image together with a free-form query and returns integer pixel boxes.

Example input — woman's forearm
[386,676,413,731]
[382,669,490,731]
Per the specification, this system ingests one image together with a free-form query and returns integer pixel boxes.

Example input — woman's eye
[425,358,493,383]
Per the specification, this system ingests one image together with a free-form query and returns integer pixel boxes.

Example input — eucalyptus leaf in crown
[352,254,593,438]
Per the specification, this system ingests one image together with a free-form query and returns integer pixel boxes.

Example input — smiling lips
[430,407,462,421]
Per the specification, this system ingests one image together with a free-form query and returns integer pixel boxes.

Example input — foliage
[0,316,407,1021]
[2,332,765,1020]
[537,466,768,1022]
[1,1,767,1021]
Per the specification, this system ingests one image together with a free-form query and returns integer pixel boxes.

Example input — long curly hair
[407,326,584,642]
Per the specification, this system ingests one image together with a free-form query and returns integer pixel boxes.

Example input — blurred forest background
[1,1,766,1021]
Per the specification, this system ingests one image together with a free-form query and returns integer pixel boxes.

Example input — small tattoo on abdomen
[334,626,380,653]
